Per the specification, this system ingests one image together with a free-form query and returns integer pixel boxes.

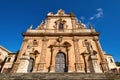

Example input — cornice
[0,45,12,53]
[22,32,100,37]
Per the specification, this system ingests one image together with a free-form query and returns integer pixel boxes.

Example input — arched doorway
[27,58,34,72]
[55,52,67,72]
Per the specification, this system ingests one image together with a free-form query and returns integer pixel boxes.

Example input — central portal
[55,52,66,72]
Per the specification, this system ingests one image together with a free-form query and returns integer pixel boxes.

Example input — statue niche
[53,19,68,30]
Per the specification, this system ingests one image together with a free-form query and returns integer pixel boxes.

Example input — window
[7,58,11,62]
[84,40,89,47]
[110,58,113,63]
[59,23,64,30]
[33,40,38,46]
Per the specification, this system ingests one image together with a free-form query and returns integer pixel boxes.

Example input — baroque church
[0,9,118,73]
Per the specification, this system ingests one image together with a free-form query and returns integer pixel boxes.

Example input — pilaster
[11,62,20,73]
[93,37,109,72]
[67,47,72,72]
[37,37,49,72]
[49,46,55,72]
[16,39,28,62]
[73,37,84,72]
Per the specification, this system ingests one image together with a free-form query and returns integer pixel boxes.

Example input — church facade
[0,10,118,73]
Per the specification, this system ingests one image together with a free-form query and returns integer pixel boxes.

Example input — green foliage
[115,61,120,66]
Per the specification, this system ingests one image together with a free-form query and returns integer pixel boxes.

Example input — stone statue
[85,41,94,56]
[25,44,32,56]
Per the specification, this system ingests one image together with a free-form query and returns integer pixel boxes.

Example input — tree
[115,61,120,66]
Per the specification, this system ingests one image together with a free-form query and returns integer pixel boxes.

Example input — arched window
[27,58,34,72]
[59,23,64,30]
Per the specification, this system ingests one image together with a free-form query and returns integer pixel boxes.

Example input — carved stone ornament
[57,9,65,16]
[36,20,46,30]
[57,36,63,43]
[53,19,67,30]
[77,21,86,29]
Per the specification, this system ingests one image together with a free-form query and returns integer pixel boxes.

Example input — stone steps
[0,73,120,80]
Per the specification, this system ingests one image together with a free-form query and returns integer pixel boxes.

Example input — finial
[57,9,65,16]
[41,20,45,25]
[78,20,81,24]
[89,24,94,29]
[29,24,33,30]
[69,12,75,16]
[89,24,96,32]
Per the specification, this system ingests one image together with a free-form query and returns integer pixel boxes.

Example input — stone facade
[0,9,118,73]
[0,45,11,72]
[105,54,116,70]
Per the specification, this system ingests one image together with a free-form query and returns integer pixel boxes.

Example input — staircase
[0,73,120,80]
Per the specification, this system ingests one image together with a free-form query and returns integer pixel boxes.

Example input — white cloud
[95,8,103,18]
[95,11,103,18]
[89,17,94,20]
[80,16,85,20]
[89,8,103,20]
[97,8,103,12]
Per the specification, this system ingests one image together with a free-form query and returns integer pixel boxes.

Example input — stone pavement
[0,73,120,80]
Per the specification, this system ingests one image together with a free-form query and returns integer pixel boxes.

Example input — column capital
[42,37,49,41]
[72,37,79,42]
[93,37,99,41]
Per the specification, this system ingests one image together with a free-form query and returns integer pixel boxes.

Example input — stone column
[50,46,55,72]
[37,37,49,72]
[73,37,84,72]
[93,37,109,72]
[66,47,72,72]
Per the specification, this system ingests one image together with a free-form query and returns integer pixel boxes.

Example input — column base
[101,61,109,72]
[88,56,102,73]
[37,62,47,72]
[16,55,30,73]
[75,62,84,72]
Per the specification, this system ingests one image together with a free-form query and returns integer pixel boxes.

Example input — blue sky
[0,0,120,61]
